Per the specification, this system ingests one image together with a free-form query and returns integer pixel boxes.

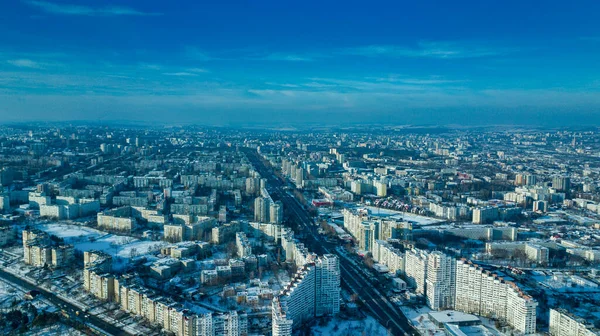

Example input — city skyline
[0,124,599,335]
[1,0,600,125]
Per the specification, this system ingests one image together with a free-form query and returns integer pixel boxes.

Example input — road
[0,267,130,336]
[244,148,417,336]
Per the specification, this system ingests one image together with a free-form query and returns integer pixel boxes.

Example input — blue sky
[1,0,600,126]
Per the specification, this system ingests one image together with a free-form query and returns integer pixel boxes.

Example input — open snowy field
[0,279,23,309]
[24,324,85,336]
[362,206,445,225]
[311,315,388,336]
[35,223,166,265]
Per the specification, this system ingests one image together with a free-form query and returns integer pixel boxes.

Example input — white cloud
[341,41,511,59]
[138,63,162,70]
[187,68,209,73]
[265,82,300,88]
[368,75,465,85]
[7,59,42,68]
[162,72,199,77]
[250,53,314,62]
[24,0,161,17]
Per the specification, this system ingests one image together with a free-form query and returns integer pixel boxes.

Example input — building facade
[426,251,456,310]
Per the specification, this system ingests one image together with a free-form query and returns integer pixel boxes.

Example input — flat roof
[429,310,481,324]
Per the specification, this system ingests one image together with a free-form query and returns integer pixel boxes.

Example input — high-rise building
[372,240,405,274]
[219,205,227,223]
[506,285,537,335]
[235,232,252,258]
[472,206,498,224]
[272,254,340,335]
[0,194,10,213]
[245,177,260,196]
[515,173,525,186]
[254,196,270,223]
[315,254,341,316]
[405,249,428,295]
[454,259,537,334]
[342,209,408,253]
[22,229,73,268]
[358,220,378,252]
[525,174,537,186]
[426,252,456,310]
[270,201,283,224]
[373,180,387,197]
[533,200,548,213]
[553,176,571,192]
[549,308,599,336]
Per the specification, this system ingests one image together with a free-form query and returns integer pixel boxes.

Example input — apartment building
[22,229,73,268]
[426,251,456,310]
[269,201,283,224]
[454,259,537,334]
[472,206,499,224]
[254,196,270,223]
[0,226,16,247]
[315,254,341,316]
[271,254,340,336]
[83,251,115,300]
[164,217,216,242]
[549,308,600,336]
[485,242,549,264]
[39,196,100,220]
[97,207,137,232]
[506,284,537,335]
[343,208,411,253]
[112,280,249,336]
[372,239,405,274]
[405,249,428,295]
[235,232,252,258]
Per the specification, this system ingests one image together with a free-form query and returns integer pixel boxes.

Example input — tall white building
[549,308,599,336]
[270,201,283,224]
[235,232,252,258]
[254,196,270,222]
[373,180,387,197]
[454,259,537,335]
[372,240,405,274]
[405,249,428,295]
[272,297,294,336]
[358,220,378,252]
[426,252,456,310]
[342,209,409,253]
[506,285,537,335]
[272,254,340,335]
[315,254,341,316]
[472,206,498,224]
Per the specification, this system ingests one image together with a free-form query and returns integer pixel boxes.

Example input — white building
[39,197,100,220]
[549,308,599,336]
[373,180,387,197]
[269,201,283,224]
[426,252,456,310]
[472,206,498,224]
[485,242,549,264]
[405,249,428,295]
[454,259,537,334]
[254,196,270,223]
[372,240,404,274]
[271,254,340,335]
[235,232,252,258]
